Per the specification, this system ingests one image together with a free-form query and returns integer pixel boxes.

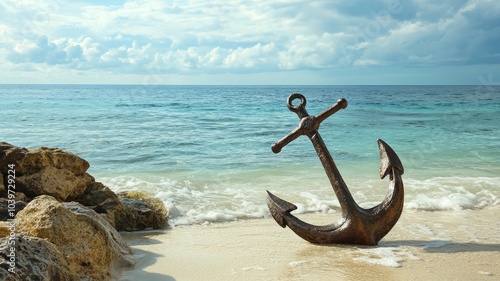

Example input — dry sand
[119,205,500,281]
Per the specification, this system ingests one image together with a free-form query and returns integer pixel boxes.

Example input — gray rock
[0,199,27,221]
[0,235,77,281]
[117,191,169,231]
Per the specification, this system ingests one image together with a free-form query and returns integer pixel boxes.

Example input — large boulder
[0,143,92,201]
[16,166,93,201]
[16,196,134,281]
[0,143,89,176]
[0,235,77,281]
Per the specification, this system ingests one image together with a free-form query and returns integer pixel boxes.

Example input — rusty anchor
[266,93,404,246]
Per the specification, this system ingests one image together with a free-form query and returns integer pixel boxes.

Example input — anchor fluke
[266,191,297,228]
[378,139,404,180]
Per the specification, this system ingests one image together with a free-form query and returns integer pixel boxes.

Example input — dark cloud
[462,1,500,31]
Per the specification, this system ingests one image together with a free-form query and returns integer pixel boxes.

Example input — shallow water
[2,85,499,225]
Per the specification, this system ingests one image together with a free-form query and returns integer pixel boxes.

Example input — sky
[0,0,499,85]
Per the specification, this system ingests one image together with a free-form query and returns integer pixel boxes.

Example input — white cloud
[0,0,499,84]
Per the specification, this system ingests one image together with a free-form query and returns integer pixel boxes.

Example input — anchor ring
[287,93,309,118]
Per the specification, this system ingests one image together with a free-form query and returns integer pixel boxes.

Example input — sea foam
[353,246,420,268]
[99,174,499,226]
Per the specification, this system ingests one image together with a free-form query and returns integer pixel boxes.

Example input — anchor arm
[271,115,322,153]
[271,127,303,154]
[316,98,348,124]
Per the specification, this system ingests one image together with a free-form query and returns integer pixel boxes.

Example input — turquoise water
[1,85,499,225]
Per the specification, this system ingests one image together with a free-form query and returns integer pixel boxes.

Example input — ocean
[1,85,499,226]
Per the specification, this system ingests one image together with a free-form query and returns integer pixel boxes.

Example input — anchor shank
[308,132,358,215]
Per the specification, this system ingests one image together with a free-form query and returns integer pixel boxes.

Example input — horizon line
[0,83,495,87]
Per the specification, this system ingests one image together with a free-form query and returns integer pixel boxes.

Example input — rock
[13,192,28,203]
[78,185,169,231]
[77,181,117,207]
[62,202,135,269]
[16,195,134,281]
[0,143,172,279]
[0,142,15,151]
[76,181,126,228]
[117,191,168,231]
[0,198,27,221]
[0,172,4,197]
[1,142,169,231]
[16,167,93,201]
[0,221,11,238]
[0,142,93,201]
[0,235,77,281]
[0,142,16,159]
[0,144,89,176]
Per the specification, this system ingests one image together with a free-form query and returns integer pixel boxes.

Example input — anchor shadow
[380,240,500,253]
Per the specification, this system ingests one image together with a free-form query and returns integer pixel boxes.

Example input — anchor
[267,93,404,246]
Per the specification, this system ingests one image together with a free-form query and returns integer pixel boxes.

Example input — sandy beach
[119,205,500,281]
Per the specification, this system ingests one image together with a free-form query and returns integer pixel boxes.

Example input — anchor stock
[271,95,348,153]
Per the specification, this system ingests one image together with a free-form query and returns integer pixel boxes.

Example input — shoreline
[119,205,500,281]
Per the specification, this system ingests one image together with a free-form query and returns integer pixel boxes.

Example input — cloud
[354,0,500,67]
[9,36,72,64]
[0,0,499,84]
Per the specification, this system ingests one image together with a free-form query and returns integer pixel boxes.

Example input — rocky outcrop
[0,235,77,281]
[0,142,170,280]
[0,143,92,201]
[0,142,168,230]
[15,196,134,281]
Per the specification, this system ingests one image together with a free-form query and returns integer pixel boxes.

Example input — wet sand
[119,205,500,281]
